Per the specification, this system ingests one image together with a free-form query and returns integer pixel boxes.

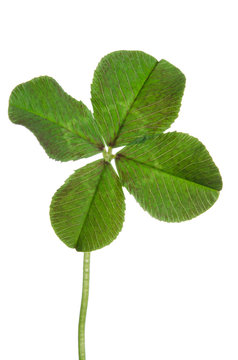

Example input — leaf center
[103,146,115,162]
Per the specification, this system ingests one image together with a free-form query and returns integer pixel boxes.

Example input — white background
[1,1,238,359]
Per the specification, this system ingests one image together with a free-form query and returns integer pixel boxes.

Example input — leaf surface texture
[50,160,125,251]
[116,132,222,222]
[9,76,104,161]
[91,51,185,147]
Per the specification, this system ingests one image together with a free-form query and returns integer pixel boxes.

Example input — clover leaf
[8,50,222,360]
[50,159,125,252]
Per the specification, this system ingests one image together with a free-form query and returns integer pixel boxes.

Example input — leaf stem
[78,252,90,360]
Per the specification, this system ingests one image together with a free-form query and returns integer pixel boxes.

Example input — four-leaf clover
[8,50,222,360]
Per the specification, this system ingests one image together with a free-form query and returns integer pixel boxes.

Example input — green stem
[78,252,90,360]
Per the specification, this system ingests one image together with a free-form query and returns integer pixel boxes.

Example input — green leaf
[116,132,222,222]
[91,50,185,147]
[50,159,125,252]
[9,76,104,161]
